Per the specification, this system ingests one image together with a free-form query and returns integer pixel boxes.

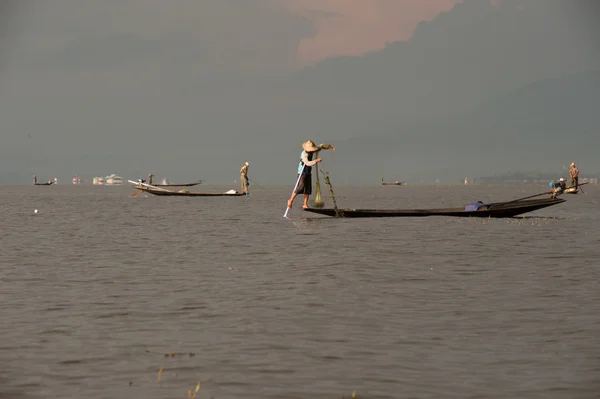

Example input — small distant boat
[303,197,566,218]
[381,177,404,186]
[548,181,588,195]
[105,174,124,185]
[34,177,56,185]
[563,182,589,194]
[129,181,245,197]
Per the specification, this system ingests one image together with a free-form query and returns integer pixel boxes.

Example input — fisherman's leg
[288,192,299,208]
[302,194,310,209]
[300,174,312,209]
[289,174,305,208]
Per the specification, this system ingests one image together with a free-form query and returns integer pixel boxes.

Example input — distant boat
[563,182,589,195]
[105,174,123,185]
[129,181,245,197]
[381,177,404,186]
[34,176,56,185]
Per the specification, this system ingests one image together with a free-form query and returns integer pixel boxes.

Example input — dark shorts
[294,173,312,195]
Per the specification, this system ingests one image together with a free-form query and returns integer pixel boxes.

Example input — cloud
[267,0,464,64]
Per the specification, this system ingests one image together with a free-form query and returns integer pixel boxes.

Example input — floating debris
[187,381,201,398]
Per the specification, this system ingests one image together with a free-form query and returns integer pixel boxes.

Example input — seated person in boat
[569,162,579,188]
[549,178,567,198]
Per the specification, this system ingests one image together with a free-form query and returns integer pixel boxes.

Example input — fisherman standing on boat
[569,162,579,189]
[33,175,37,185]
[287,140,335,210]
[240,162,250,193]
[148,173,154,185]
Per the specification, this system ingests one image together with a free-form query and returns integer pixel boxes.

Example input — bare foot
[302,205,309,209]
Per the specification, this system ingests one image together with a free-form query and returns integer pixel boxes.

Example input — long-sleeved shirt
[240,165,249,175]
[569,167,579,179]
[297,143,333,174]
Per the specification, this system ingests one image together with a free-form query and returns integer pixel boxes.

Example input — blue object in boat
[465,201,486,211]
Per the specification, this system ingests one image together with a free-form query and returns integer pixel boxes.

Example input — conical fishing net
[313,162,324,207]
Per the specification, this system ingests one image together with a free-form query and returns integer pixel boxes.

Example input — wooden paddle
[247,178,271,193]
[576,181,588,194]
[503,190,553,205]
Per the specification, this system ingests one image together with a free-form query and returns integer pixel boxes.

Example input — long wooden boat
[381,177,404,186]
[303,197,566,218]
[381,181,404,186]
[34,182,54,186]
[563,182,588,194]
[129,181,245,197]
[152,180,202,187]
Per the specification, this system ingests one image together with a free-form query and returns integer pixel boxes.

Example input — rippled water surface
[1,183,599,399]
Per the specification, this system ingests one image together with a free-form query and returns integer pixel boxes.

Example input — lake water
[1,183,599,399]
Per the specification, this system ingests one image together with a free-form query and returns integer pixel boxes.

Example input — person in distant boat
[569,162,579,189]
[240,162,250,193]
[33,175,37,185]
[148,173,154,185]
[287,140,335,210]
[550,177,567,198]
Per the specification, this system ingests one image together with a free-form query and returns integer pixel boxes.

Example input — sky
[0,0,598,184]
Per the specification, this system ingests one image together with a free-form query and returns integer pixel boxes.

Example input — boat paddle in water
[284,164,305,218]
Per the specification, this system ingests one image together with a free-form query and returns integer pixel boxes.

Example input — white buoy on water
[34,209,38,214]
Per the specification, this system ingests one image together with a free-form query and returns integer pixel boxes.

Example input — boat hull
[152,181,202,187]
[559,182,587,195]
[133,186,245,197]
[303,198,566,218]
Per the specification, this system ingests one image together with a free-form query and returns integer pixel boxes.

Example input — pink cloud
[268,0,464,64]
